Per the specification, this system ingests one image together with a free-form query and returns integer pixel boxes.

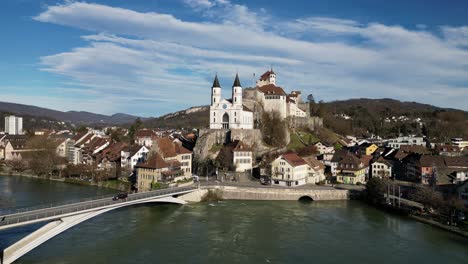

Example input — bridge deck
[0,185,197,230]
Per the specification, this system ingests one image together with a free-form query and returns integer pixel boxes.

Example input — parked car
[112,193,128,201]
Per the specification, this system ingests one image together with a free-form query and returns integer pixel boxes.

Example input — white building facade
[5,116,23,135]
[209,74,254,130]
[271,153,309,187]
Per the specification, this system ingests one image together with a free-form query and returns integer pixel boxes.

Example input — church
[209,74,254,130]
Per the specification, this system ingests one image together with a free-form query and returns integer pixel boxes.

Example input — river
[0,175,467,263]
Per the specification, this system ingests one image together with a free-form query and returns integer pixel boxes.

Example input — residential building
[4,116,23,135]
[152,137,192,176]
[386,136,425,149]
[135,129,158,147]
[302,156,326,184]
[313,142,334,155]
[135,153,185,192]
[336,153,366,184]
[436,145,462,156]
[358,143,378,156]
[271,153,309,187]
[232,140,252,172]
[121,145,149,171]
[330,150,349,177]
[209,74,254,129]
[451,138,468,150]
[371,157,393,179]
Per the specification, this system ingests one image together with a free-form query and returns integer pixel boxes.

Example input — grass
[287,131,320,151]
[209,143,223,153]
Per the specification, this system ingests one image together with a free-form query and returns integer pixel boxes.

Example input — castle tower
[232,73,242,106]
[268,67,276,85]
[211,74,221,105]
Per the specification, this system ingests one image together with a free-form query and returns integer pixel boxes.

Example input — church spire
[212,74,220,88]
[232,73,241,87]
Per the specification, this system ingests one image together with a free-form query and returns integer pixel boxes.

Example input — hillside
[143,106,209,129]
[0,101,142,125]
[322,98,468,140]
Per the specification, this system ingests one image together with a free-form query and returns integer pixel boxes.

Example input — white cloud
[30,1,468,114]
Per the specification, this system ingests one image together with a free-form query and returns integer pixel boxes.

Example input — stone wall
[180,186,350,202]
[288,116,323,131]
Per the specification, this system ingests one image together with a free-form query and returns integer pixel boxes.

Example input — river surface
[0,175,467,264]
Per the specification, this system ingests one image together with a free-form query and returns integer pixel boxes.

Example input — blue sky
[1,0,468,117]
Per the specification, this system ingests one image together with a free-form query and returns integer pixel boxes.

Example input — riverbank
[410,215,468,238]
[0,171,130,191]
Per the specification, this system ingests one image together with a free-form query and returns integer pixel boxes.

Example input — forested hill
[0,101,142,125]
[322,98,468,140]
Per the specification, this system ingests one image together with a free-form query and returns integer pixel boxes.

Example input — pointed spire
[270,65,275,75]
[212,74,220,88]
[232,73,241,87]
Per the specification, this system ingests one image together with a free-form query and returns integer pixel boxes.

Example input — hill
[0,101,142,125]
[143,106,209,129]
[322,98,468,140]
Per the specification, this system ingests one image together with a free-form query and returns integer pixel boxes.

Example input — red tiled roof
[436,145,461,153]
[136,129,157,138]
[360,155,373,167]
[155,137,191,158]
[282,153,307,167]
[257,84,286,96]
[136,153,168,169]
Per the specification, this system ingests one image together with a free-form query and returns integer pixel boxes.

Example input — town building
[386,136,425,149]
[371,157,393,179]
[271,153,309,187]
[135,129,158,147]
[451,138,468,150]
[232,140,253,172]
[152,137,192,176]
[4,115,23,135]
[121,145,149,171]
[209,74,254,129]
[135,153,185,191]
[335,153,366,184]
[435,145,462,156]
[302,156,326,184]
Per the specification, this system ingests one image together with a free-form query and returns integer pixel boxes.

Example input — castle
[209,69,307,130]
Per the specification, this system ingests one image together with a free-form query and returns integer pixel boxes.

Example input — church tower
[232,74,242,106]
[211,74,221,105]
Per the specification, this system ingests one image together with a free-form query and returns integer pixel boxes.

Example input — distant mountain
[143,106,209,129]
[0,101,142,125]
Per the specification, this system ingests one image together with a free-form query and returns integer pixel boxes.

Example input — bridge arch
[298,196,314,202]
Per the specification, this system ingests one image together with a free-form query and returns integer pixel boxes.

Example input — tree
[261,111,287,147]
[364,177,391,205]
[76,125,88,134]
[26,136,62,177]
[128,118,143,143]
[409,186,443,210]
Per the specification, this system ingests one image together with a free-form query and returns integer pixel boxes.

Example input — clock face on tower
[223,104,227,109]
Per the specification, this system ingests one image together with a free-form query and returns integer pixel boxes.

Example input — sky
[0,0,468,117]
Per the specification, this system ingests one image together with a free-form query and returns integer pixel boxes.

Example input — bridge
[0,185,198,264]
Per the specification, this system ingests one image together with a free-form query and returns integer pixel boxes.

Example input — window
[214,98,216,103]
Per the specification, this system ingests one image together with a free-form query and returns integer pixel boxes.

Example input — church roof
[233,74,241,87]
[212,74,220,88]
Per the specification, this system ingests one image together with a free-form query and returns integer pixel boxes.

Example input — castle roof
[257,84,286,96]
[259,69,274,81]
[233,74,241,87]
[212,74,220,88]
